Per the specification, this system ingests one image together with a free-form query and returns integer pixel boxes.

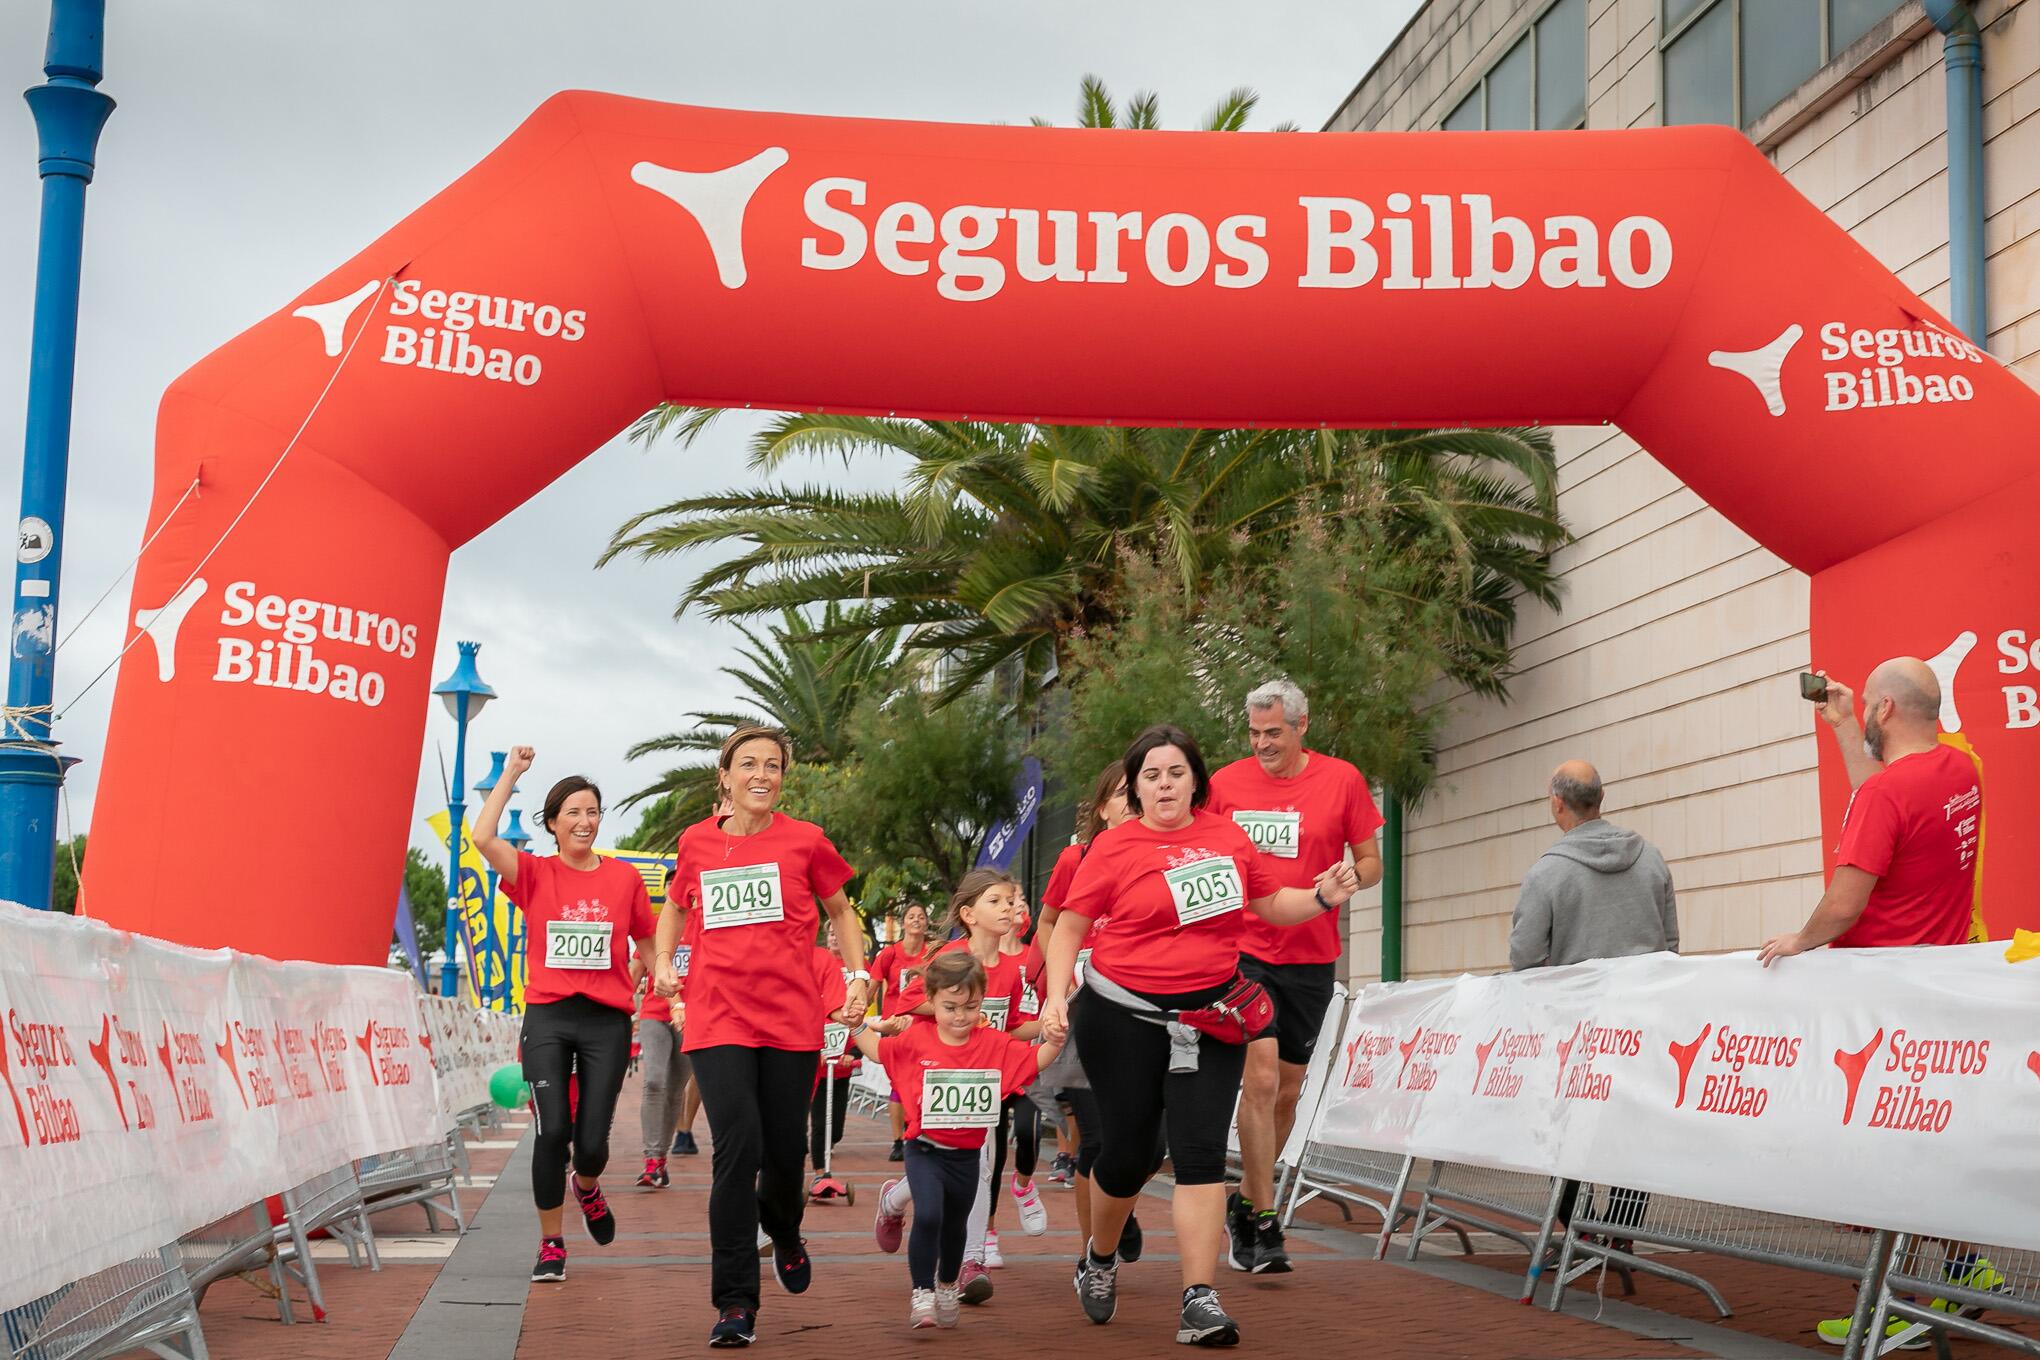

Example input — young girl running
[871,904,934,1163]
[851,950,1062,1330]
[472,747,656,1284]
[880,869,1035,1303]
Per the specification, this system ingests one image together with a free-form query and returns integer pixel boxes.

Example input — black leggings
[1072,982,1245,1197]
[1064,1087,1104,1178]
[691,1045,819,1311]
[520,995,634,1212]
[809,1072,850,1169]
[904,1139,979,1289]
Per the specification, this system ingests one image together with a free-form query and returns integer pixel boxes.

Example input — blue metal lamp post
[431,642,495,1003]
[501,807,532,1005]
[0,0,115,909]
[471,750,519,1008]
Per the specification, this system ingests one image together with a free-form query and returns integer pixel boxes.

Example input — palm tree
[1036,73,1300,132]
[615,602,901,849]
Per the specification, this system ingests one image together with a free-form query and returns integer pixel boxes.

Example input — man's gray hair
[1245,678,1308,725]
[1550,769,1603,816]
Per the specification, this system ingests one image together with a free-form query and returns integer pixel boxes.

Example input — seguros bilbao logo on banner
[1342,1028,1397,1089]
[1470,1027,1543,1099]
[1553,1018,1645,1103]
[5,1011,80,1147]
[130,577,420,709]
[1708,320,1983,418]
[1833,1026,1991,1132]
[1667,1021,1803,1118]
[627,146,1677,302]
[1394,1027,1461,1092]
[292,277,589,388]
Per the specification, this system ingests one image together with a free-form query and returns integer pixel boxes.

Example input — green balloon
[489,1063,530,1110]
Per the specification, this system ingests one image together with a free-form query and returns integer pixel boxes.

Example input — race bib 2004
[700,863,784,929]
[1231,809,1301,858]
[546,920,612,970]
[1164,857,1244,927]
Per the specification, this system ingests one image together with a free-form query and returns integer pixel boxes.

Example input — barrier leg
[1519,1177,1566,1305]
[1841,1231,1897,1360]
[1404,1162,1444,1261]
[1375,1156,1415,1261]
[1548,1222,1581,1313]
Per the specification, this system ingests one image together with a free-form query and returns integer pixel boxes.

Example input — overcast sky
[0,0,1420,862]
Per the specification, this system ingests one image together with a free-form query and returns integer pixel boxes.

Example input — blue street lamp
[0,0,115,909]
[500,807,531,1004]
[431,642,494,1004]
[471,751,519,1008]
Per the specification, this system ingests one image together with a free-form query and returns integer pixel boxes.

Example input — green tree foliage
[51,835,85,914]
[401,846,447,956]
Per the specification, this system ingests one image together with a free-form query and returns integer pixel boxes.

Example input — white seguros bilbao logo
[1709,321,1983,417]
[1911,628,2040,734]
[292,279,589,388]
[132,578,417,708]
[629,146,1677,300]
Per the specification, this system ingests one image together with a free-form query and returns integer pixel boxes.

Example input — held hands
[1039,996,1070,1046]
[1811,672,1857,730]
[1315,861,1362,907]
[505,745,535,779]
[653,956,681,998]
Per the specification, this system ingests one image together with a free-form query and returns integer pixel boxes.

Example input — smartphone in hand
[1799,671,1829,704]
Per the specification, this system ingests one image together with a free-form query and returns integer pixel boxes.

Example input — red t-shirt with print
[893,938,1029,1032]
[1831,743,1981,949]
[1209,752,1383,966]
[504,852,655,1013]
[872,940,935,1014]
[878,1018,1041,1150]
[670,812,856,1053]
[1059,808,1282,993]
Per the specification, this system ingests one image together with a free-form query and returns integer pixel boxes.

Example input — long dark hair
[1080,759,1127,844]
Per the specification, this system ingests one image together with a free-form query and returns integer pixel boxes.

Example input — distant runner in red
[1207,679,1383,1274]
[1040,724,1360,1349]
[871,902,934,1161]
[472,746,656,1286]
[808,924,858,1202]
[852,951,1063,1331]
[653,725,870,1349]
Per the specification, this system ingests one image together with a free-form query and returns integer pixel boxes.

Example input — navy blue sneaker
[772,1238,812,1294]
[708,1306,755,1347]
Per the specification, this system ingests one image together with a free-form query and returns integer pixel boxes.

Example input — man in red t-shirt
[1206,679,1382,1275]
[1761,656,1983,965]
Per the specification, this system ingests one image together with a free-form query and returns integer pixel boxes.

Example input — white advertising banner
[1316,945,2040,1253]
[418,993,521,1117]
[0,903,450,1312]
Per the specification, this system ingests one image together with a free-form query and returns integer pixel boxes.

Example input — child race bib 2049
[922,1068,999,1129]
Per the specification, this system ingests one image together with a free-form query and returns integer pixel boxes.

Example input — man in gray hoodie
[1509,760,1679,971]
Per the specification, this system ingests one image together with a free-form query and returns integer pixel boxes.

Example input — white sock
[881,1176,912,1217]
[963,1140,994,1261]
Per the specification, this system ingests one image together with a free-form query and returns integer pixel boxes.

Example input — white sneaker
[910,1287,937,1329]
[756,1225,771,1254]
[1012,1176,1048,1236]
[933,1281,961,1328]
[983,1228,1005,1269]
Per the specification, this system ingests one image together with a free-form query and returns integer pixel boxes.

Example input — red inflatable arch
[86,95,2040,964]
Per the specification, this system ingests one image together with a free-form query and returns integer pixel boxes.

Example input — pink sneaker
[959,1258,994,1304]
[874,1178,906,1254]
[1011,1176,1047,1235]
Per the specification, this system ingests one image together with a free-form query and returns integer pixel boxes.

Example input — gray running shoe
[1074,1242,1119,1325]
[1177,1285,1240,1346]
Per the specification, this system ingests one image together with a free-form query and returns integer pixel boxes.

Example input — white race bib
[546,920,612,971]
[1164,857,1244,927]
[1019,984,1040,1017]
[923,1068,1000,1129]
[699,863,784,929]
[822,1022,850,1060]
[980,996,1012,1031]
[1231,809,1301,859]
[675,944,692,977]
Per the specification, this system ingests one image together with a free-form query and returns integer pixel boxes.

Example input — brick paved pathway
[183,1064,2025,1358]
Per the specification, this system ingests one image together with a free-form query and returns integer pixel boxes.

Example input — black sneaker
[530,1237,566,1282]
[1176,1285,1240,1346]
[671,1130,699,1156]
[708,1307,756,1347]
[1074,1242,1119,1325]
[1121,1212,1145,1264]
[1252,1214,1292,1274]
[1224,1193,1257,1272]
[889,1138,905,1163]
[772,1238,812,1294]
[572,1178,616,1247]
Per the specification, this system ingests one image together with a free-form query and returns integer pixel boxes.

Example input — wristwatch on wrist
[846,969,872,983]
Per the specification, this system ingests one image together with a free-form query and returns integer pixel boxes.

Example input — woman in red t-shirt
[1039,724,1360,1348]
[473,746,656,1286]
[651,725,870,1347]
[871,902,933,1160]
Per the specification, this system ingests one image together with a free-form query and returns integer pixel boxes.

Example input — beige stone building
[1332,0,2039,983]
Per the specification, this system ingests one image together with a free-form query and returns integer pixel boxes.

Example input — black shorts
[1239,955,1336,1066]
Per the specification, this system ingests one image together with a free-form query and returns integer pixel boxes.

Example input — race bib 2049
[1164,856,1244,927]
[923,1068,1000,1129]
[699,862,784,929]
[1231,809,1301,858]
[546,920,612,970]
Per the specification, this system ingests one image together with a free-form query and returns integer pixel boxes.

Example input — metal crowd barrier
[1279,1144,1420,1253]
[1866,1236,2039,1358]
[848,1063,891,1117]
[2,1246,208,1360]
[356,1136,467,1235]
[270,1164,380,1321]
[1549,1184,1893,1354]
[1407,1161,1586,1303]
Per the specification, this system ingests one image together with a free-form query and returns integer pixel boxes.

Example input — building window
[1440,0,1587,131]
[1660,0,1905,128]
